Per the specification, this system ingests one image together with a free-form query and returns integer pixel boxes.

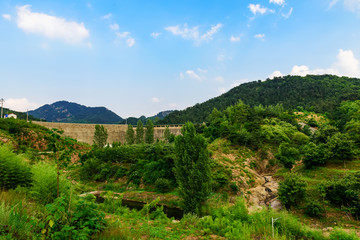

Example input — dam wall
[34,121,182,145]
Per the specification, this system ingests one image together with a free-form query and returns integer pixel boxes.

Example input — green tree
[326,132,355,168]
[145,119,154,144]
[278,174,307,209]
[135,120,144,144]
[93,124,108,148]
[276,142,300,170]
[125,124,135,144]
[174,122,212,214]
[163,126,171,143]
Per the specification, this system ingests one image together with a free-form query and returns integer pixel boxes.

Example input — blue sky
[1,0,360,117]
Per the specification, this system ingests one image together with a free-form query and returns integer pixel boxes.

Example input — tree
[278,173,307,209]
[174,122,212,214]
[145,119,154,144]
[275,143,300,170]
[93,124,108,148]
[326,132,355,168]
[135,120,144,144]
[125,124,135,144]
[163,126,171,143]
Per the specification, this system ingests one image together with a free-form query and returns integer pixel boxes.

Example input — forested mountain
[160,75,360,124]
[29,101,124,124]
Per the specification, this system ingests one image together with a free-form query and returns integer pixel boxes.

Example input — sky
[1,0,360,118]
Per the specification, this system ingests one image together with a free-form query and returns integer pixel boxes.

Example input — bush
[30,162,70,205]
[304,201,324,218]
[324,171,360,219]
[278,174,307,209]
[155,178,171,193]
[230,182,239,193]
[41,195,106,239]
[329,228,359,240]
[0,145,32,190]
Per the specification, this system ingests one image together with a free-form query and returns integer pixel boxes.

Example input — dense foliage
[174,122,212,214]
[0,145,32,190]
[160,75,360,124]
[93,124,108,148]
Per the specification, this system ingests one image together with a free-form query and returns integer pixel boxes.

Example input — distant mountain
[123,110,175,125]
[160,75,360,124]
[151,110,174,120]
[29,101,123,124]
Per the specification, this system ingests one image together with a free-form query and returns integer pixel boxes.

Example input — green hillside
[160,75,360,124]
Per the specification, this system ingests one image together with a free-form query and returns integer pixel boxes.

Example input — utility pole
[0,98,4,119]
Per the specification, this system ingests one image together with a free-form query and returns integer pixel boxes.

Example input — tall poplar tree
[125,124,135,144]
[164,126,171,143]
[93,124,108,148]
[135,120,144,144]
[174,122,211,214]
[145,119,154,144]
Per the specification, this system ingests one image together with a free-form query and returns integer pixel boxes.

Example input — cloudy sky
[1,0,360,117]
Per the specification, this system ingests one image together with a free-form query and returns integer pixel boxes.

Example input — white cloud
[152,97,160,103]
[16,5,89,44]
[230,35,241,42]
[2,14,11,21]
[200,23,222,41]
[126,38,135,47]
[102,13,112,19]
[217,54,225,62]
[282,8,293,18]
[219,88,227,94]
[151,32,161,38]
[268,70,283,79]
[179,72,185,79]
[270,0,285,5]
[116,31,130,38]
[165,23,222,44]
[330,0,360,13]
[197,68,207,73]
[169,103,178,108]
[5,98,40,112]
[185,70,202,81]
[114,31,135,47]
[248,4,268,15]
[109,23,119,30]
[254,33,265,40]
[215,76,224,82]
[275,49,360,78]
[231,79,248,88]
[332,49,360,77]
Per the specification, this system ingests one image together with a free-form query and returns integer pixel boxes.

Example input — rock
[269,199,283,211]
[172,220,180,224]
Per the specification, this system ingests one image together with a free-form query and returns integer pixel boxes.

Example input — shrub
[41,195,106,239]
[30,162,70,205]
[304,201,324,218]
[230,182,239,193]
[278,174,307,209]
[155,178,171,193]
[0,145,32,190]
[329,228,359,240]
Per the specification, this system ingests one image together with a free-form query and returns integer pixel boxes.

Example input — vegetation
[135,120,144,144]
[2,75,360,239]
[93,124,108,148]
[160,75,360,124]
[174,122,212,214]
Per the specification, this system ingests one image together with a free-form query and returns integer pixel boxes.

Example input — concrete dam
[34,121,183,145]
